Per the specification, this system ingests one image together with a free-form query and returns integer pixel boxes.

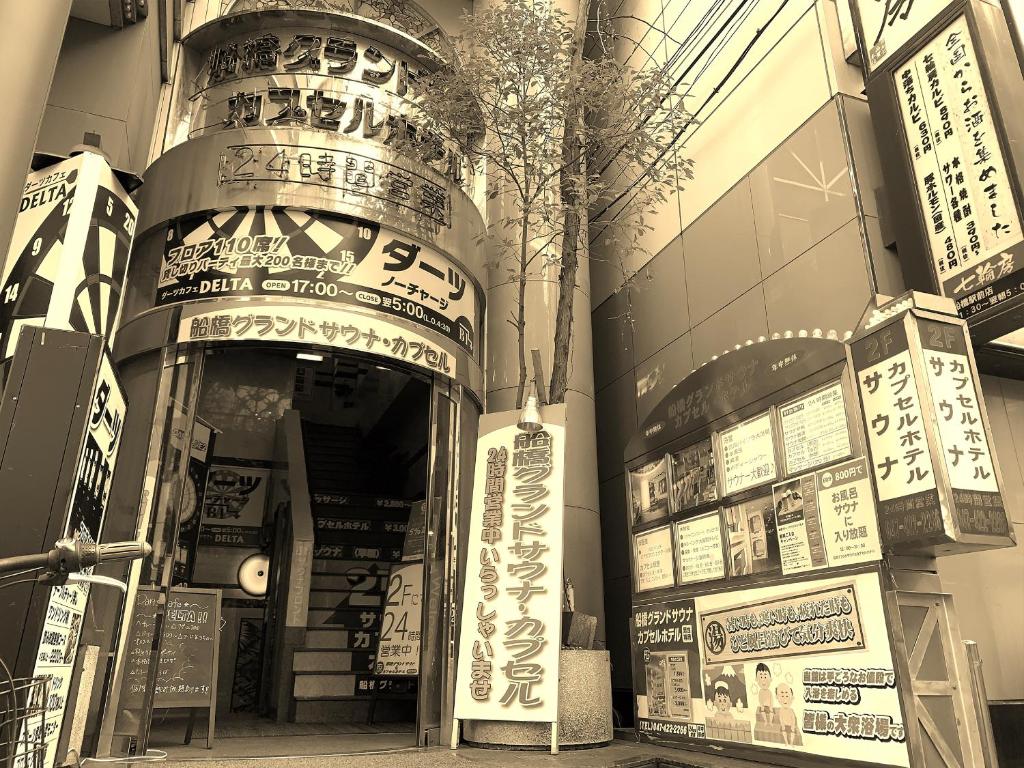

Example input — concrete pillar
[0,1,72,262]
[479,0,605,638]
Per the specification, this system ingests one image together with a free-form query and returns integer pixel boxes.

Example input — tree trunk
[515,213,529,409]
[549,119,581,405]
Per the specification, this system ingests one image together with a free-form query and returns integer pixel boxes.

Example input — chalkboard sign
[155,589,221,709]
[116,587,220,747]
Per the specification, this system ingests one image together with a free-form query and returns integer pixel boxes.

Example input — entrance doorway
[113,344,461,759]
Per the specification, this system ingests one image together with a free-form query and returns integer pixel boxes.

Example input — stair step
[307,590,382,610]
[293,699,414,723]
[293,650,375,673]
[302,627,378,650]
[311,572,388,592]
[307,606,381,628]
[294,673,416,700]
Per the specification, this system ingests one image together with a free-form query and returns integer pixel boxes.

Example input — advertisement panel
[632,572,910,766]
[158,207,480,358]
[852,0,950,72]
[0,154,137,358]
[774,459,883,575]
[454,407,565,723]
[669,438,717,511]
[779,381,853,476]
[673,511,725,586]
[634,526,676,592]
[892,15,1023,319]
[720,412,778,496]
[376,562,423,677]
[628,455,670,525]
[17,354,126,768]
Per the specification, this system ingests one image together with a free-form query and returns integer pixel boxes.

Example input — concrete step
[306,605,381,629]
[292,649,375,673]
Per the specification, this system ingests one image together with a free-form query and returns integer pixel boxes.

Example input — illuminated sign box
[848,292,1015,554]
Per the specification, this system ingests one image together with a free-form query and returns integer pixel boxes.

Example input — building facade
[0,0,1020,766]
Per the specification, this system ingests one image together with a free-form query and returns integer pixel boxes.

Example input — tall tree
[413,0,693,407]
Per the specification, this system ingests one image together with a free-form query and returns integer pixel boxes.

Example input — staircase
[288,421,416,723]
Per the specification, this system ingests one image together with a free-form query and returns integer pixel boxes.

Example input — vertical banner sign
[892,15,1024,318]
[454,406,566,723]
[0,153,137,358]
[17,354,126,768]
[916,317,1009,537]
[376,562,423,676]
[851,318,944,546]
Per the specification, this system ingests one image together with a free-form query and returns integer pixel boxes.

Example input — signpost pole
[550,722,558,755]
[449,718,459,750]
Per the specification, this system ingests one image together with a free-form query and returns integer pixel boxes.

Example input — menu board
[674,511,726,585]
[633,526,675,592]
[779,382,852,475]
[670,439,717,511]
[720,413,777,496]
[119,588,221,714]
[724,495,780,578]
[629,456,671,525]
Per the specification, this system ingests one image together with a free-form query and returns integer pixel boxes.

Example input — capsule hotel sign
[454,406,566,722]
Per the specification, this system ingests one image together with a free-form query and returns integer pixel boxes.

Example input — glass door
[417,380,457,745]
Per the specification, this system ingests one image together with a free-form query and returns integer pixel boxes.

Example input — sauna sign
[454,407,566,723]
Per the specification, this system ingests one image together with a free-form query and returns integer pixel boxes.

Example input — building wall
[591,0,1024,709]
[36,14,164,175]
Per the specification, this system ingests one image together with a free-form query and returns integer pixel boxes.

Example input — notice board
[117,587,221,744]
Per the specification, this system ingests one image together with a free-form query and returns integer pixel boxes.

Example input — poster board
[720,412,778,496]
[375,561,423,676]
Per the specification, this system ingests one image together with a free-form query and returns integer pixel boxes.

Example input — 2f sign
[864,327,896,363]
[925,323,958,351]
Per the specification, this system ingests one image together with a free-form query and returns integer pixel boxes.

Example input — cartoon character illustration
[755,662,773,719]
[776,682,798,745]
[703,665,751,744]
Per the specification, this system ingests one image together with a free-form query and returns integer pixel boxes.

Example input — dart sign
[0,152,138,358]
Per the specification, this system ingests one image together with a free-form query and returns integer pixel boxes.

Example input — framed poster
[669,438,717,511]
[720,412,778,496]
[629,456,671,525]
[779,381,853,476]
[632,572,910,766]
[674,511,725,585]
[773,475,828,575]
[723,495,780,578]
[633,526,675,592]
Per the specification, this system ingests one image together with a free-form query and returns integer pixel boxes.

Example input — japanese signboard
[893,15,1023,318]
[154,589,221,709]
[774,459,882,575]
[633,572,909,766]
[917,318,1009,536]
[454,406,565,723]
[159,207,479,358]
[720,412,778,496]
[851,0,951,72]
[376,562,423,676]
[851,319,944,546]
[0,153,137,359]
[779,381,853,475]
[850,300,1013,551]
[633,525,676,592]
[18,354,126,768]
[178,303,457,377]
[673,511,725,585]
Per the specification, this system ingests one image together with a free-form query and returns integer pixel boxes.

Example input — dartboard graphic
[0,168,78,358]
[68,186,136,339]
